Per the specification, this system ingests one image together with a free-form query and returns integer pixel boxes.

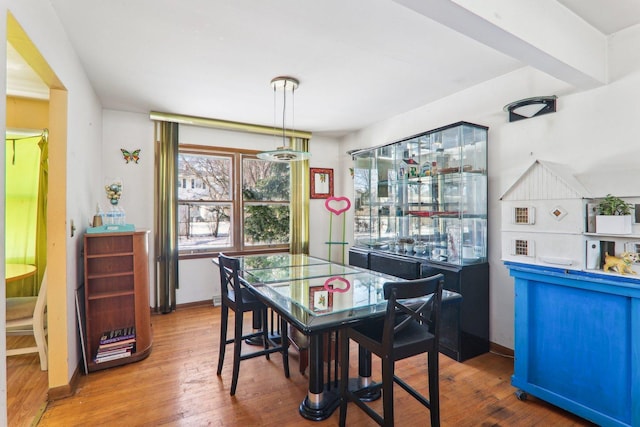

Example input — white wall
[308,135,346,262]
[2,0,104,416]
[338,24,640,350]
[100,23,640,350]
[101,110,155,302]
[99,116,342,306]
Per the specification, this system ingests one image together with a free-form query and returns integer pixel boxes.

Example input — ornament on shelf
[105,179,123,205]
[104,178,126,225]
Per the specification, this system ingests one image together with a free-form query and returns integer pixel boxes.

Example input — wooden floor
[7,336,48,427]
[11,304,595,426]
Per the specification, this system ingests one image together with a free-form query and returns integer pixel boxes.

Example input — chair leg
[280,316,290,378]
[338,333,350,427]
[262,309,270,361]
[230,310,243,396]
[299,348,308,375]
[428,351,440,427]
[217,305,229,375]
[381,356,395,427]
[34,324,48,371]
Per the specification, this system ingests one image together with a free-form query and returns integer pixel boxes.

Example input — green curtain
[5,133,45,297]
[289,137,309,255]
[154,121,179,313]
[35,132,48,289]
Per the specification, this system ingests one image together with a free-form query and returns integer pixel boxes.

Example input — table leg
[298,334,340,421]
[245,309,264,346]
[353,345,380,401]
[246,309,282,346]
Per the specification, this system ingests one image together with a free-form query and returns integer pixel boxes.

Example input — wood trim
[150,111,312,139]
[47,365,81,401]
[175,300,214,310]
[179,144,260,156]
[490,341,514,357]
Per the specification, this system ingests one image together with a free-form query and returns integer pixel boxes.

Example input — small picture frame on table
[309,286,333,313]
[310,168,334,199]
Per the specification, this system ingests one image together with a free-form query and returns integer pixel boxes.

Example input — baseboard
[48,364,81,401]
[490,342,514,358]
[176,299,217,309]
[151,299,217,313]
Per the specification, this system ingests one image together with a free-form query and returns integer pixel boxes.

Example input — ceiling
[7,0,640,136]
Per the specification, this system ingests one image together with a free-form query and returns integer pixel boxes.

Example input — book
[97,338,136,350]
[95,350,132,363]
[99,326,136,345]
[96,345,134,358]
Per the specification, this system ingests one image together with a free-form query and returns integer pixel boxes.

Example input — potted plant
[596,194,634,234]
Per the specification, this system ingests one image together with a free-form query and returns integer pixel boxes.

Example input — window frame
[178,144,290,259]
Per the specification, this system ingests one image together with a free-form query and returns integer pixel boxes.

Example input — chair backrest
[218,253,243,307]
[382,273,444,349]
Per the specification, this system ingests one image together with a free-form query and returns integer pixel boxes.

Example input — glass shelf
[352,121,488,266]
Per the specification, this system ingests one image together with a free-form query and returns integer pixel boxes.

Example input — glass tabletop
[243,263,361,284]
[217,253,462,335]
[238,253,330,271]
[249,271,394,333]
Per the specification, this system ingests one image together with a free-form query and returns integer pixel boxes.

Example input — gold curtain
[154,121,179,313]
[5,132,46,296]
[35,131,48,290]
[290,137,309,255]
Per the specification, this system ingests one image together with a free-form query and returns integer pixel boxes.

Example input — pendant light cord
[282,79,287,147]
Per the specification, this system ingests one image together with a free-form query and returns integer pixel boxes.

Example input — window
[513,207,535,224]
[178,146,290,255]
[512,239,534,257]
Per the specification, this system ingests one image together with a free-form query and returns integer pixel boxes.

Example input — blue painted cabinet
[506,262,640,427]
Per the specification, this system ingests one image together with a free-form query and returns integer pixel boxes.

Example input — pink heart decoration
[325,196,351,216]
[324,276,351,293]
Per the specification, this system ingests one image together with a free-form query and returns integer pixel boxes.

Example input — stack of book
[95,327,136,363]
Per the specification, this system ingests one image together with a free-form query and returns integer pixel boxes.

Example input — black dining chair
[339,274,444,426]
[216,253,290,396]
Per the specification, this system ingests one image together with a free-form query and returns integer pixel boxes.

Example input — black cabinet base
[441,333,490,362]
[349,248,489,362]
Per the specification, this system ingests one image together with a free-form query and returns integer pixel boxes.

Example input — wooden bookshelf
[83,230,152,372]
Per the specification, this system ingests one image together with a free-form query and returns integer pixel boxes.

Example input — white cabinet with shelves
[500,160,640,276]
[584,196,640,275]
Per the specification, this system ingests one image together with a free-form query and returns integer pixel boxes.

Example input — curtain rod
[5,128,47,140]
[149,111,312,139]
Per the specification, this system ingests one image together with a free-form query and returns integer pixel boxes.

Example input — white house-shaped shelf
[500,160,593,269]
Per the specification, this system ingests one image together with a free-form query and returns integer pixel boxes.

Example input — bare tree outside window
[177,149,290,254]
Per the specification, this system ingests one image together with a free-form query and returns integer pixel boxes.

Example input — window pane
[242,157,290,201]
[179,153,232,201]
[179,203,232,251]
[243,203,289,246]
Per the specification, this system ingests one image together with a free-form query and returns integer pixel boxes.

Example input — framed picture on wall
[310,168,334,199]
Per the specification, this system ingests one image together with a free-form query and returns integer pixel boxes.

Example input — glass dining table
[222,253,461,421]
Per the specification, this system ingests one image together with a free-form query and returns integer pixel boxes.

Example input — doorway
[5,12,69,425]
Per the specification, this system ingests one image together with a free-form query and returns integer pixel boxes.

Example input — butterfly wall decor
[121,148,141,164]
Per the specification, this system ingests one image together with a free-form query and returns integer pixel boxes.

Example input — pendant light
[257,76,311,162]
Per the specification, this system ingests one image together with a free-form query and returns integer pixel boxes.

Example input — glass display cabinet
[349,122,489,362]
[352,121,487,265]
